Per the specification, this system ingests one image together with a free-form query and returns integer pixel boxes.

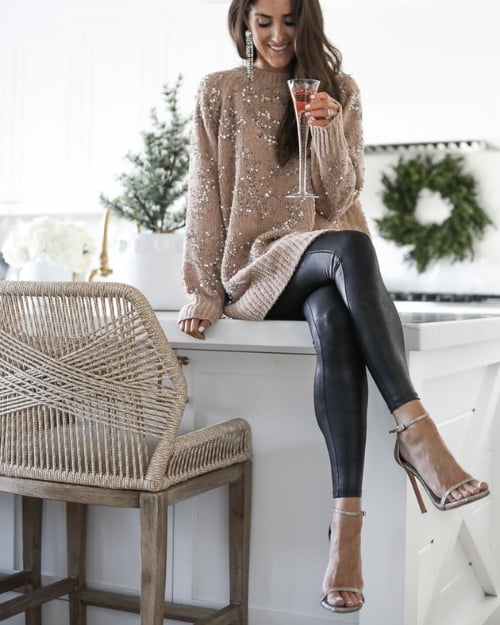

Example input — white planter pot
[113,231,186,311]
[19,260,73,281]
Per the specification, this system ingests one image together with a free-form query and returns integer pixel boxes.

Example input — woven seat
[0,281,252,624]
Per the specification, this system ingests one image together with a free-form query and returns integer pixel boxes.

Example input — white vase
[19,260,73,281]
[113,231,186,311]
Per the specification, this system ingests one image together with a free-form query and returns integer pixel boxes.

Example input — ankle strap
[332,507,366,517]
[389,412,429,434]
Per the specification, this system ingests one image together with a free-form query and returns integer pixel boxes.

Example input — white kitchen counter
[157,305,500,353]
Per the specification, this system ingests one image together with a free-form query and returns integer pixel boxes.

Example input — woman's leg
[267,266,369,610]
[267,281,368,498]
[301,230,418,410]
[302,285,368,497]
[266,229,488,609]
[284,229,487,503]
[304,287,368,610]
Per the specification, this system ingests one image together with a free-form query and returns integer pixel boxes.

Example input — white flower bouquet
[1,216,96,274]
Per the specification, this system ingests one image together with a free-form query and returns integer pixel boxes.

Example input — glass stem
[297,112,310,194]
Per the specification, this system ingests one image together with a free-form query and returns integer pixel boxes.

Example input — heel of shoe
[406,470,427,514]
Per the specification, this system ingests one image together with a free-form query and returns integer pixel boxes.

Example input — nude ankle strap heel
[390,412,489,512]
[321,508,366,614]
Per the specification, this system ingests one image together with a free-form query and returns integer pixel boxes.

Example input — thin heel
[406,470,427,514]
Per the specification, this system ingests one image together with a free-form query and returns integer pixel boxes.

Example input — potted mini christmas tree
[100,76,190,309]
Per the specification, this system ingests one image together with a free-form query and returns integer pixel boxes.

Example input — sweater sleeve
[309,75,364,220]
[178,75,226,325]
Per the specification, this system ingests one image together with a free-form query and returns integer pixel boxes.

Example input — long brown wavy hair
[228,0,343,165]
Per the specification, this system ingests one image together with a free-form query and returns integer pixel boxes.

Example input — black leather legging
[266,230,419,497]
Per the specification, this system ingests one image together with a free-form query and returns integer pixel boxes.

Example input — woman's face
[247,0,296,73]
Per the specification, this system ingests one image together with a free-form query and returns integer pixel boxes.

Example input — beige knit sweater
[178,66,370,324]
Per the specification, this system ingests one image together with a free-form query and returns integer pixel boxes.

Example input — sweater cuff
[177,297,224,326]
[310,111,349,159]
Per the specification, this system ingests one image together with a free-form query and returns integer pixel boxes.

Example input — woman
[178,0,489,614]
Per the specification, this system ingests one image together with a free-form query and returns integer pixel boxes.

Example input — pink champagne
[286,78,320,198]
[292,87,316,113]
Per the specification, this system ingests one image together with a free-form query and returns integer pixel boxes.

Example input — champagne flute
[286,78,320,199]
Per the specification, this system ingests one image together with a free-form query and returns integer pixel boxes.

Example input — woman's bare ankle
[333,496,363,513]
[392,399,427,424]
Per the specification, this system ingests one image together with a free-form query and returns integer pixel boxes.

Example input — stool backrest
[0,281,187,491]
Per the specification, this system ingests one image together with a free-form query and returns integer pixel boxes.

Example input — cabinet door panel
[173,349,334,617]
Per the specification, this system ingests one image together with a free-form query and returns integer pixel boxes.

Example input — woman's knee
[303,285,351,339]
[308,230,375,266]
[323,229,374,256]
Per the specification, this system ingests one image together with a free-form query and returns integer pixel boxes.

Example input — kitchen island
[1,309,499,625]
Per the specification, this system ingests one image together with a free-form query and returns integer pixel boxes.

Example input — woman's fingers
[306,92,341,125]
[179,318,212,340]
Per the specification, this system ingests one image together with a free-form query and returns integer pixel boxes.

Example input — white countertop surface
[156,301,500,354]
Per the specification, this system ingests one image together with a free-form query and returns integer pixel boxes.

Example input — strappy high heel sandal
[390,413,490,513]
[320,507,366,614]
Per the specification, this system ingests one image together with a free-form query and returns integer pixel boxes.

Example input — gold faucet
[88,209,113,281]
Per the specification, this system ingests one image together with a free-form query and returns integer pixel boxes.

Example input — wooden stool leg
[229,461,252,625]
[66,502,87,625]
[140,493,167,625]
[22,496,42,625]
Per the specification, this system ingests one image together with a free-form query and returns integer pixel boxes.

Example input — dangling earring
[245,30,254,81]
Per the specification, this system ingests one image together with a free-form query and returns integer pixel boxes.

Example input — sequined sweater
[178,66,370,324]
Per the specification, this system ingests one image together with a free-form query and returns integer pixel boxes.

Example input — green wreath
[375,154,492,272]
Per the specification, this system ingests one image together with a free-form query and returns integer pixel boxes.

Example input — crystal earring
[245,30,254,80]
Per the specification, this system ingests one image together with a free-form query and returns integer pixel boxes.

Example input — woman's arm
[309,75,364,220]
[178,75,226,326]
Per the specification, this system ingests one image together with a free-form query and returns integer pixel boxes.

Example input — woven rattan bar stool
[0,281,252,625]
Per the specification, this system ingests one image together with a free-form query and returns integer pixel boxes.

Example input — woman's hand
[305,92,341,127]
[179,318,212,340]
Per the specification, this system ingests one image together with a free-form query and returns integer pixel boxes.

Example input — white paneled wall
[0,0,238,217]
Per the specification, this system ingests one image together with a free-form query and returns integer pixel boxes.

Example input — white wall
[0,0,236,217]
[323,0,500,146]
